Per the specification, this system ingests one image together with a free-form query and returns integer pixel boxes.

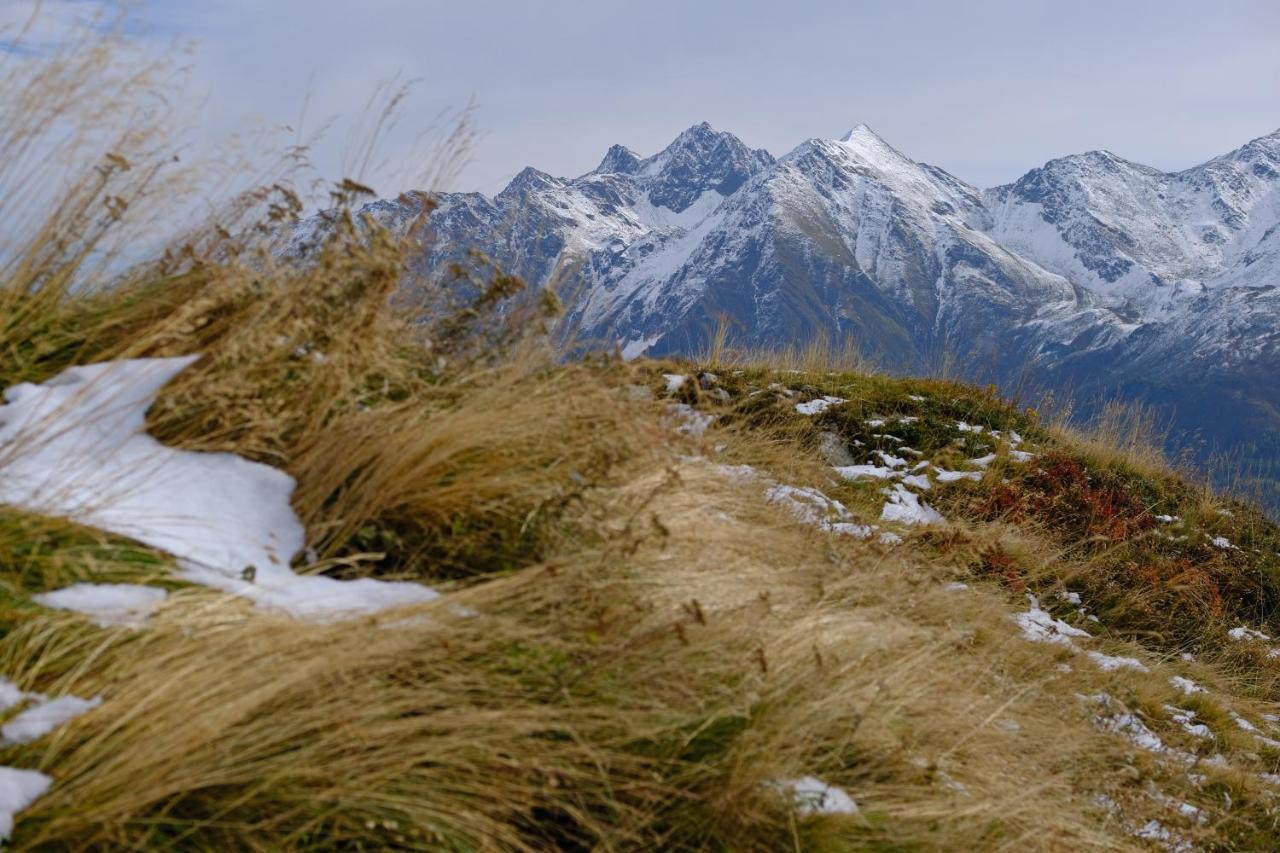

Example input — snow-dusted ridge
[304,122,1280,507]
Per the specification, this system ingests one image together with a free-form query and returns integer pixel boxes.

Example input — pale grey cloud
[62,0,1280,196]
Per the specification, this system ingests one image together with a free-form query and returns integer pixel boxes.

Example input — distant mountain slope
[311,122,1280,508]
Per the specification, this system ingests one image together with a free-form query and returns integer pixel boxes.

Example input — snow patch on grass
[0,767,51,840]
[665,403,716,437]
[879,483,944,526]
[1228,626,1271,642]
[794,396,845,415]
[2,695,101,745]
[1014,595,1091,646]
[1165,706,1212,739]
[33,583,167,628]
[0,358,439,621]
[776,775,858,816]
[933,468,982,483]
[1087,651,1148,673]
[833,464,897,481]
[1084,693,1167,754]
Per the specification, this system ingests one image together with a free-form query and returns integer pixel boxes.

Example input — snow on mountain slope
[983,129,1280,309]
[293,122,1280,505]
[554,123,1093,372]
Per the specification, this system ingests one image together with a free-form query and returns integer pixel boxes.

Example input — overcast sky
[9,0,1280,197]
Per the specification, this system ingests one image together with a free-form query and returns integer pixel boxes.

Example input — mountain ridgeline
[302,122,1280,508]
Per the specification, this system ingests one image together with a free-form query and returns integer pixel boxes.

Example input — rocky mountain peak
[595,144,642,175]
[637,122,773,212]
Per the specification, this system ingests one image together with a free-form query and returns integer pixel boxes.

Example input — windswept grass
[1047,398,1178,481]
[4,12,1280,852]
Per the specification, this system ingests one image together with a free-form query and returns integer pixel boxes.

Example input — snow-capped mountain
[311,122,1280,505]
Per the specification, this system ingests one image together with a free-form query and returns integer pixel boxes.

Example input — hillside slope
[4,223,1280,847]
[8,24,1280,849]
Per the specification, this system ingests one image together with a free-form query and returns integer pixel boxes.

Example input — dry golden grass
[0,449,1151,851]
[702,324,876,377]
[4,11,1280,852]
[1045,399,1176,482]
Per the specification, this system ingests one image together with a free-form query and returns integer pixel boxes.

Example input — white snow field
[0,357,440,620]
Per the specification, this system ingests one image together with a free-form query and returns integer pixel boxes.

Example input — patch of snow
[1231,712,1258,733]
[630,188,726,230]
[778,775,858,816]
[865,417,886,428]
[0,358,440,621]
[1229,712,1280,749]
[662,373,686,393]
[0,682,27,713]
[874,450,907,468]
[1228,626,1271,642]
[1209,535,1235,550]
[665,403,716,437]
[0,766,52,840]
[795,396,845,415]
[1088,651,1148,673]
[934,468,982,483]
[1167,701,1213,737]
[1015,595,1091,646]
[1008,449,1034,463]
[879,483,944,525]
[1085,693,1166,753]
[944,581,970,592]
[899,473,931,491]
[619,335,661,360]
[33,583,167,628]
[1155,514,1180,524]
[1169,676,1205,695]
[1134,820,1172,844]
[956,421,983,433]
[877,531,904,546]
[765,484,850,529]
[828,522,876,539]
[2,695,101,745]
[968,453,997,468]
[1059,590,1082,605]
[833,464,897,482]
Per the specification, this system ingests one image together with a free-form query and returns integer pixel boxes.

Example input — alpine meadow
[1,4,1280,852]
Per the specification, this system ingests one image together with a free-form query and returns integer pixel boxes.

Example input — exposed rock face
[298,122,1280,508]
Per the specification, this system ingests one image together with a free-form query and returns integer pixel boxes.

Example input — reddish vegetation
[1156,558,1226,618]
[964,451,1268,636]
[979,545,1025,592]
[980,452,1155,542]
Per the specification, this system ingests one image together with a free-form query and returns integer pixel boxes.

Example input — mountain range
[294,121,1280,507]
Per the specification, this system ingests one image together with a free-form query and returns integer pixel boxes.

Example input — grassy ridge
[5,324,1280,848]
[3,22,1280,849]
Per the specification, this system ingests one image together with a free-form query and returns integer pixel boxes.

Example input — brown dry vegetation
[3,13,1280,853]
